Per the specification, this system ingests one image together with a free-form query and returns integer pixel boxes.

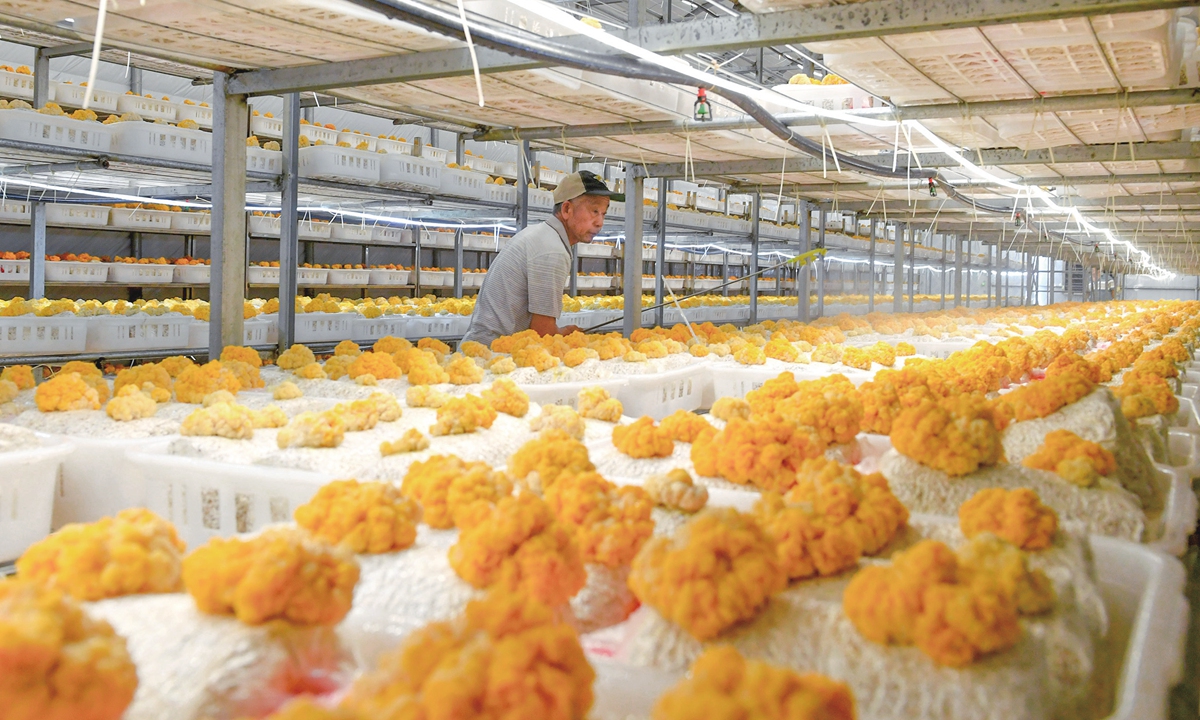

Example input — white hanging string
[81,0,109,111]
[456,0,486,107]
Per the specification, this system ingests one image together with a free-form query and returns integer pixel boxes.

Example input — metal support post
[569,244,578,297]
[868,218,877,313]
[797,201,810,322]
[907,227,915,313]
[29,202,44,300]
[33,50,49,109]
[721,252,730,298]
[277,92,300,353]
[209,71,248,356]
[129,67,143,95]
[1048,259,1056,305]
[622,169,645,336]
[453,229,464,299]
[893,223,905,313]
[516,140,531,230]
[816,208,825,318]
[954,235,964,307]
[131,232,142,260]
[940,232,948,309]
[655,182,667,327]
[748,192,760,325]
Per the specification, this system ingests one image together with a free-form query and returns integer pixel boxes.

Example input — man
[462,170,622,346]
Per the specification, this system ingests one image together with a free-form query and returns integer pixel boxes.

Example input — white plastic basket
[0,315,87,354]
[417,144,449,163]
[250,114,282,138]
[463,233,499,252]
[172,211,212,234]
[418,270,451,287]
[51,82,119,113]
[337,131,375,151]
[45,203,109,228]
[518,378,631,411]
[329,222,373,242]
[614,362,710,420]
[379,154,442,192]
[173,264,210,283]
[404,315,457,338]
[297,267,328,285]
[298,145,381,184]
[116,94,178,121]
[246,146,282,174]
[0,69,35,100]
[243,316,272,346]
[371,225,412,245]
[462,272,485,289]
[131,441,331,547]
[174,102,213,128]
[529,187,554,209]
[368,268,411,285]
[1148,464,1198,557]
[462,156,496,175]
[45,261,108,283]
[421,230,456,249]
[248,214,281,237]
[295,312,356,343]
[483,183,516,205]
[85,313,191,352]
[375,137,411,155]
[299,124,338,145]
[107,263,176,284]
[0,109,112,152]
[247,265,281,284]
[0,198,29,223]
[110,207,172,231]
[0,437,74,563]
[298,219,332,240]
[0,258,28,280]
[328,269,370,285]
[352,316,407,342]
[578,243,614,259]
[108,121,211,164]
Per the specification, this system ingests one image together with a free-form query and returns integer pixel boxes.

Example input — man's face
[558,194,609,244]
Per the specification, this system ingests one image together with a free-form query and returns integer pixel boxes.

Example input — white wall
[1123,274,1200,301]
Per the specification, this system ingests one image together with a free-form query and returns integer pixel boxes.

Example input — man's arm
[530,314,581,336]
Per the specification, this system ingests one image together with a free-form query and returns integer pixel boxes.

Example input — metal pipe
[623,169,645,336]
[906,227,915,313]
[29,202,44,300]
[517,140,530,230]
[278,92,301,353]
[797,201,810,322]
[955,235,964,308]
[893,222,904,313]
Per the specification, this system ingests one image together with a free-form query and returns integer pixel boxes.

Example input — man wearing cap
[462,170,622,346]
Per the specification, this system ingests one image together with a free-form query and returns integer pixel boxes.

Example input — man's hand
[531,314,582,337]
[559,324,583,335]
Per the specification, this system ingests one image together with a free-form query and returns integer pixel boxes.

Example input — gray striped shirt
[462,217,571,346]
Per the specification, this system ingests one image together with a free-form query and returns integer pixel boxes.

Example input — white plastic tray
[247,266,281,284]
[299,145,381,184]
[518,377,631,411]
[245,146,281,174]
[329,222,373,242]
[0,257,28,280]
[248,215,281,237]
[45,260,108,283]
[295,312,356,343]
[370,225,412,245]
[107,263,175,284]
[108,121,211,164]
[0,109,112,152]
[352,316,407,342]
[249,114,282,138]
[404,315,459,339]
[614,361,710,420]
[379,154,442,192]
[0,198,29,223]
[52,82,119,113]
[50,435,166,528]
[84,313,191,353]
[328,269,370,285]
[110,207,172,231]
[297,267,328,285]
[419,270,451,287]
[175,102,213,129]
[115,94,178,122]
[0,314,87,355]
[45,203,110,228]
[130,440,332,548]
[368,268,410,286]
[0,69,35,101]
[0,436,74,563]
[172,211,212,234]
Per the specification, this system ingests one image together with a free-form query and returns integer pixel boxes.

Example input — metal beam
[278,92,301,353]
[735,171,1200,196]
[643,142,1200,178]
[0,160,109,176]
[475,89,1200,142]
[227,0,1191,95]
[38,42,97,59]
[623,169,645,336]
[837,194,1200,213]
